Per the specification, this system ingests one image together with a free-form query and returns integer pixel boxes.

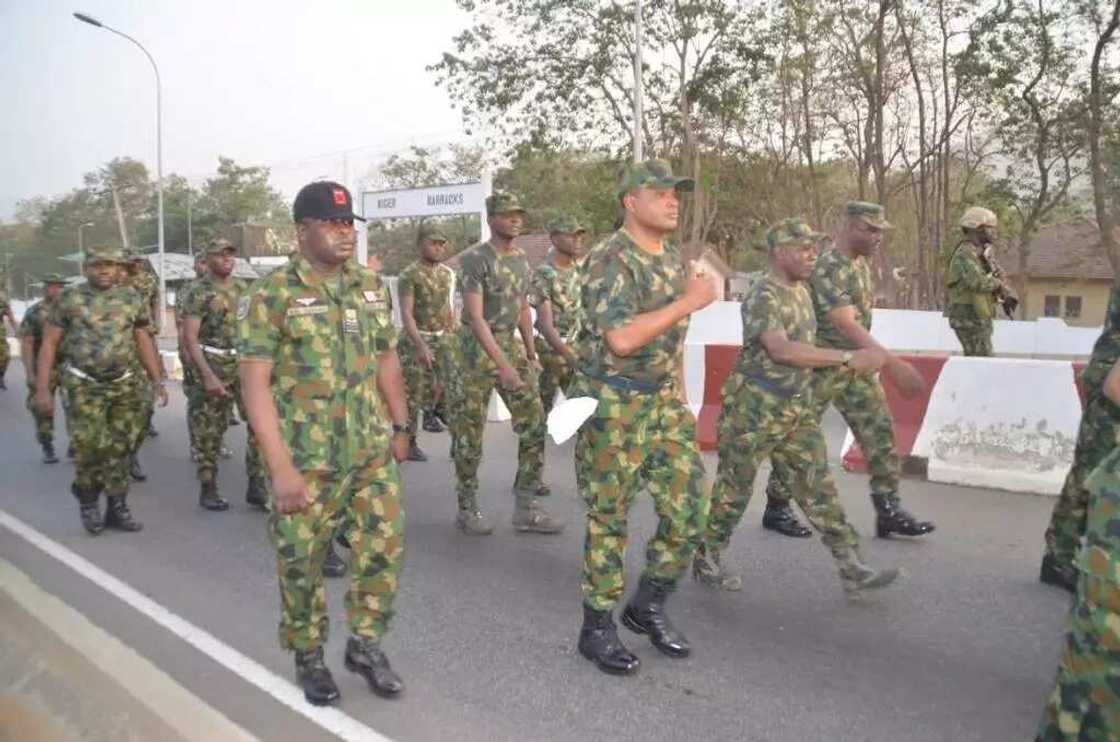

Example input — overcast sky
[0,0,474,220]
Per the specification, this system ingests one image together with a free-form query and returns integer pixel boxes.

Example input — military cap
[960,206,998,230]
[205,237,237,255]
[617,158,694,199]
[293,180,365,223]
[765,217,827,252]
[39,273,69,285]
[416,223,450,244]
[485,190,526,216]
[84,245,127,264]
[546,214,586,234]
[846,201,893,229]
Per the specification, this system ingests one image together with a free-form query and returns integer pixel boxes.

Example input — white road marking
[0,509,395,742]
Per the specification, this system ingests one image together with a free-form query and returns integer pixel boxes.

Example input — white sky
[0,0,475,219]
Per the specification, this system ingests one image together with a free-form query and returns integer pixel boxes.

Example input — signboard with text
[361,181,488,220]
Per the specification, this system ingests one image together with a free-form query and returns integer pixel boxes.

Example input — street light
[73,11,166,334]
[77,222,94,277]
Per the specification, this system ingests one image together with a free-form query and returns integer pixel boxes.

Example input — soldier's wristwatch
[840,351,853,367]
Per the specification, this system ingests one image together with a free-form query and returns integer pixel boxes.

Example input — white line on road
[0,508,395,742]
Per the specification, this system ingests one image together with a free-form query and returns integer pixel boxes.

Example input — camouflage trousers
[704,376,860,567]
[1035,448,1120,741]
[189,358,264,484]
[950,319,993,357]
[0,336,9,377]
[535,336,575,415]
[63,372,146,496]
[180,348,201,450]
[127,355,155,458]
[1043,390,1120,568]
[570,374,707,611]
[767,367,900,504]
[399,333,456,436]
[26,374,60,444]
[448,327,545,505]
[268,454,405,651]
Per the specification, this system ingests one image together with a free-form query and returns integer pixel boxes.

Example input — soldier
[529,214,586,414]
[692,217,900,596]
[762,202,934,540]
[19,274,69,463]
[0,287,15,390]
[944,207,1012,357]
[177,253,209,461]
[397,223,456,462]
[34,246,168,535]
[1035,359,1120,740]
[122,249,161,482]
[1040,270,1120,593]
[239,181,409,706]
[448,191,562,536]
[571,159,715,676]
[182,237,267,512]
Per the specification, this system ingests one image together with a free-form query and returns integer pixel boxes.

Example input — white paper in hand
[547,396,599,444]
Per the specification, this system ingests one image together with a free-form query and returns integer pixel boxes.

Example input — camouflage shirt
[238,254,398,474]
[945,241,1000,320]
[1081,272,1120,391]
[175,278,202,330]
[18,297,57,361]
[578,230,688,386]
[129,268,159,327]
[458,241,530,333]
[530,258,583,339]
[181,275,248,350]
[398,259,454,334]
[810,245,873,350]
[48,284,148,380]
[736,272,816,398]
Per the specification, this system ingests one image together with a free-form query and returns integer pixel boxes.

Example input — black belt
[742,374,811,402]
[584,371,664,394]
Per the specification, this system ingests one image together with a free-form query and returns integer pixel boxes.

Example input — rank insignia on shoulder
[296,297,319,307]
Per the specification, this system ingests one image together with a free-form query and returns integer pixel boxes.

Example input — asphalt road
[0,363,1072,742]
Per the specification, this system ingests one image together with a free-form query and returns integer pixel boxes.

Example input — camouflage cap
[617,158,694,199]
[416,223,450,244]
[765,217,828,252]
[204,236,237,255]
[546,214,586,234]
[486,190,526,216]
[846,201,893,229]
[960,206,998,230]
[39,273,69,285]
[84,245,127,264]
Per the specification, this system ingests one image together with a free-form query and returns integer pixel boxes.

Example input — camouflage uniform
[1035,444,1120,741]
[766,243,898,506]
[0,293,12,383]
[450,239,546,504]
[238,253,404,651]
[19,296,62,445]
[50,271,149,504]
[182,272,265,489]
[944,241,1000,357]
[529,253,582,413]
[397,257,456,436]
[572,230,706,611]
[125,259,159,456]
[1043,274,1120,573]
[176,276,204,451]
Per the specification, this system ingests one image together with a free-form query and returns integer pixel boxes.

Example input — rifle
[979,244,1019,319]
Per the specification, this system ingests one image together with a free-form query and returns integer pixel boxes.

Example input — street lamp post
[73,11,166,334]
[77,222,94,275]
[633,0,644,163]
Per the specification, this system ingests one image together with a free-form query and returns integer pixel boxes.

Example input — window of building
[1043,295,1061,317]
[1065,296,1082,320]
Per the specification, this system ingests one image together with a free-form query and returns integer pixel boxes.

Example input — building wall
[1023,277,1111,327]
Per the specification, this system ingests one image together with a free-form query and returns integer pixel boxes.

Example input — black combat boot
[294,647,340,706]
[621,576,691,658]
[578,605,640,676]
[67,444,75,459]
[41,441,59,464]
[246,477,268,510]
[433,402,449,430]
[104,495,143,532]
[422,410,445,433]
[323,540,348,578]
[72,485,104,535]
[1040,553,1077,594]
[129,456,147,482]
[762,500,812,538]
[872,493,935,538]
[344,636,404,698]
[406,437,427,462]
[199,480,229,511]
[0,377,6,390]
[146,422,158,438]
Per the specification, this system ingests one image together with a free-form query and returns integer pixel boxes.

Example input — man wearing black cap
[239,181,410,706]
[20,273,69,463]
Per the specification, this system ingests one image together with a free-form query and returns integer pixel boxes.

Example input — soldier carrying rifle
[944,206,1018,356]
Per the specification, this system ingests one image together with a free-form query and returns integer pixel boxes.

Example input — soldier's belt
[584,371,663,395]
[65,365,134,384]
[743,375,810,402]
[417,330,446,338]
[202,345,238,357]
